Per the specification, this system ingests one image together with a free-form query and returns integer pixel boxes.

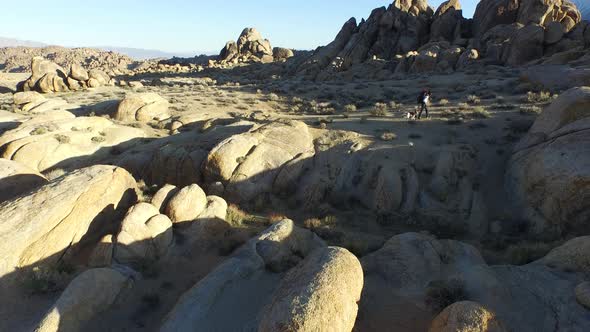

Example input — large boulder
[69,63,89,81]
[258,247,363,332]
[203,120,314,203]
[428,301,507,332]
[505,23,545,65]
[35,268,131,332]
[430,0,464,43]
[176,195,230,243]
[115,93,170,122]
[161,220,326,331]
[0,165,137,280]
[506,87,590,235]
[536,236,590,274]
[164,184,208,223]
[114,202,173,263]
[474,0,581,37]
[272,47,294,60]
[0,158,48,203]
[517,0,581,31]
[21,57,69,93]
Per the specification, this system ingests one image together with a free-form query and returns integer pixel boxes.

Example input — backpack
[417,93,423,104]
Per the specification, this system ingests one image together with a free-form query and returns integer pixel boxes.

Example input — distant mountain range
[93,47,199,60]
[0,37,47,48]
[0,37,212,60]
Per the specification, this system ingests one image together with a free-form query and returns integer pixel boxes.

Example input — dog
[406,107,418,120]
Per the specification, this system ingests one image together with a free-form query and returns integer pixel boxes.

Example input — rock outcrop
[506,86,590,236]
[356,232,590,331]
[258,246,363,332]
[0,46,136,74]
[114,93,170,122]
[19,57,113,93]
[216,28,274,65]
[35,268,131,332]
[0,165,137,280]
[295,0,587,79]
[203,120,315,203]
[0,113,145,172]
[161,220,330,331]
[114,202,173,263]
[428,301,507,332]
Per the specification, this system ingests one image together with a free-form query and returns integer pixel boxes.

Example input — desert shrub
[344,104,357,112]
[388,101,398,110]
[54,134,71,144]
[44,168,66,181]
[525,91,552,103]
[226,204,252,226]
[30,127,48,135]
[22,265,72,295]
[303,218,322,229]
[425,279,468,313]
[91,136,106,143]
[469,106,491,119]
[380,132,397,141]
[291,96,303,104]
[467,95,481,104]
[457,102,469,109]
[520,105,542,115]
[439,99,450,106]
[267,213,288,224]
[267,93,280,102]
[369,102,388,117]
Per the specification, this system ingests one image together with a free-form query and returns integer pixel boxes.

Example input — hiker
[417,89,431,119]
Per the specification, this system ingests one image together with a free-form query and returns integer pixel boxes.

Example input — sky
[1,0,481,54]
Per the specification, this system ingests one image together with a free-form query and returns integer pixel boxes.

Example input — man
[417,89,431,119]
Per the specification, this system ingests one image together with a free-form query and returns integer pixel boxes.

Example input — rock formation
[0,45,136,74]
[0,111,146,172]
[19,57,113,93]
[115,92,170,122]
[0,165,137,280]
[35,268,132,332]
[160,219,364,331]
[356,232,590,331]
[214,28,293,66]
[295,0,587,79]
[506,86,590,236]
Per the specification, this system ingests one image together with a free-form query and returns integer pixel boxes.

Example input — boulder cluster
[0,45,135,74]
[296,0,588,79]
[213,28,294,67]
[18,56,113,93]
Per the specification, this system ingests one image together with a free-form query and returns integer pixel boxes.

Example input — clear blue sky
[1,0,480,54]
